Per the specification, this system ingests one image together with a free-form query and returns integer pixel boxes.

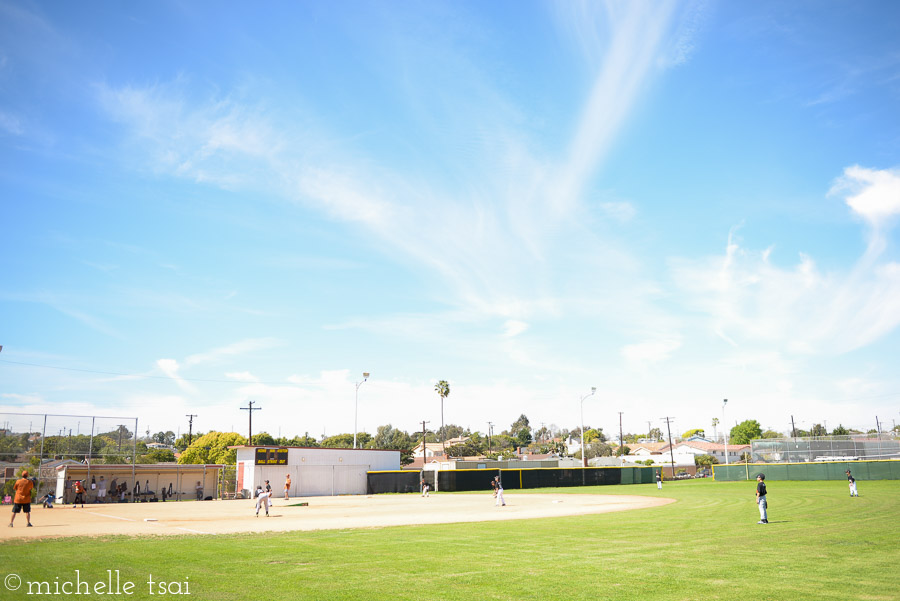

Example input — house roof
[660,440,750,453]
[629,442,669,453]
[413,437,470,452]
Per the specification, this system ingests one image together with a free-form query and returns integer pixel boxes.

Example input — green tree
[761,429,783,439]
[152,431,176,445]
[615,445,632,457]
[291,434,320,447]
[250,432,276,446]
[682,428,705,439]
[438,424,466,441]
[435,380,450,455]
[510,414,530,433]
[583,428,607,443]
[174,432,204,451]
[446,439,482,458]
[694,454,719,468]
[373,425,414,464]
[809,424,827,437]
[832,424,849,436]
[515,428,533,446]
[729,420,763,445]
[492,434,516,450]
[576,441,612,461]
[178,432,247,465]
[142,448,176,463]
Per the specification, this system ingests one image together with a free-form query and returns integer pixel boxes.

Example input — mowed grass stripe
[1,480,897,601]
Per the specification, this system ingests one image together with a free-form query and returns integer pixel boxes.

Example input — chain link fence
[751,435,900,463]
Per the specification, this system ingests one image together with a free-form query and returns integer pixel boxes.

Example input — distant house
[629,442,670,457]
[411,436,470,459]
[660,440,750,464]
[146,442,174,451]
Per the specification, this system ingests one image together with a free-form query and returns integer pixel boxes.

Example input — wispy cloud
[551,1,681,215]
[0,109,24,135]
[621,338,682,366]
[671,167,900,356]
[90,2,694,378]
[184,338,284,367]
[155,358,197,394]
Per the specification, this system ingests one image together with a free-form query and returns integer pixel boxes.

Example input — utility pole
[618,412,624,449]
[722,399,729,466]
[661,417,676,479]
[487,421,493,455]
[420,420,430,461]
[186,414,197,446]
[240,401,261,445]
[791,415,797,438]
[647,421,653,441]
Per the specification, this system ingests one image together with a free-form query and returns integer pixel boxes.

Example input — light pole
[722,399,729,465]
[579,387,597,485]
[353,372,370,449]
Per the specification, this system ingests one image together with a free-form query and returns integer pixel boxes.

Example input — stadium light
[353,372,370,449]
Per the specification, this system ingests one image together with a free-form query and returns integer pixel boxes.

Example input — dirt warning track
[2,493,674,540]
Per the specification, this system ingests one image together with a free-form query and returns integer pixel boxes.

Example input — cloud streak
[672,167,900,356]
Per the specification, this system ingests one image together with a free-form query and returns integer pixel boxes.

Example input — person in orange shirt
[284,475,291,500]
[73,480,86,508]
[8,470,34,528]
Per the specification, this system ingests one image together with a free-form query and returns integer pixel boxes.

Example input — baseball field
[2,479,898,601]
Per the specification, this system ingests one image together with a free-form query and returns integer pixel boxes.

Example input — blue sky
[2,1,900,441]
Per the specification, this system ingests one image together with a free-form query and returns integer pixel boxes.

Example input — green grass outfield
[2,480,898,601]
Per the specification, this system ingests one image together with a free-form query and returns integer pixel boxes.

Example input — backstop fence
[713,459,900,481]
[1,412,139,498]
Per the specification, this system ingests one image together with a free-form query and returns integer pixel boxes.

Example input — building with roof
[55,463,223,503]
[232,446,401,497]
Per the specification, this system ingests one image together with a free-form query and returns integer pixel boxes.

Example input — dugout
[55,463,223,503]
[712,459,900,482]
[234,446,401,497]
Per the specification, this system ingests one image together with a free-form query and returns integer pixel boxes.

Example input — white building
[233,446,400,497]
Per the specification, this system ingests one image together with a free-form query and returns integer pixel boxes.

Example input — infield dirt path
[2,492,674,540]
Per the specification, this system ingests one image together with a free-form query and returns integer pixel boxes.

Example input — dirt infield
[2,492,674,540]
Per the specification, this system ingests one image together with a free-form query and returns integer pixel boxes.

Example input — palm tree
[435,380,450,457]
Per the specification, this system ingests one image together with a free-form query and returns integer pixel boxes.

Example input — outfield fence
[713,459,900,481]
[365,466,656,494]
